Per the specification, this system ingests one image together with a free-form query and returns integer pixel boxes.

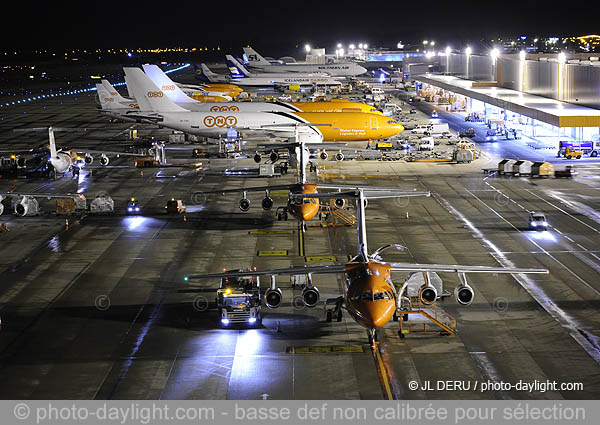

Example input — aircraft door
[370,117,378,130]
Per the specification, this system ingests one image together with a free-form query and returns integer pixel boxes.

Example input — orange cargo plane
[185,189,549,345]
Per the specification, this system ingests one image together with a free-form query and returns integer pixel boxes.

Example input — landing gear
[276,207,288,221]
[325,296,344,323]
[368,329,378,346]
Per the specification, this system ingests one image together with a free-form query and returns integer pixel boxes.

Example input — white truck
[425,123,450,136]
[382,103,402,116]
[216,270,262,326]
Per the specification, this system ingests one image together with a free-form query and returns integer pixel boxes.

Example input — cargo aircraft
[185,187,549,345]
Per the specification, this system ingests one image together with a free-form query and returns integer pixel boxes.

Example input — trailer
[512,160,534,176]
[531,161,554,178]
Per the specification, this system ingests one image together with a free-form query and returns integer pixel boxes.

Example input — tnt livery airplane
[123,67,404,142]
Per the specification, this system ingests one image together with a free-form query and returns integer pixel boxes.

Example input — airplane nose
[363,301,395,329]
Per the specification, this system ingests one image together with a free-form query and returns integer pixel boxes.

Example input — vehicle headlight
[530,221,537,226]
[128,207,133,212]
[221,318,230,325]
[541,221,548,227]
[135,207,140,212]
[248,317,257,323]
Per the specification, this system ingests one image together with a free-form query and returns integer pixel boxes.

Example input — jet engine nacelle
[17,157,27,167]
[262,196,274,210]
[301,286,320,308]
[454,284,474,305]
[239,198,251,212]
[0,195,4,215]
[14,196,40,217]
[50,152,72,173]
[253,153,262,163]
[99,154,109,166]
[334,198,346,208]
[320,151,328,160]
[335,152,344,161]
[418,283,437,304]
[269,151,279,162]
[84,154,94,165]
[265,287,283,309]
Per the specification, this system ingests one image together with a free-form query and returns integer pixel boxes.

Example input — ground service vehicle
[529,212,549,230]
[216,270,262,326]
[165,199,186,214]
[127,198,140,214]
[459,128,476,138]
[564,147,582,159]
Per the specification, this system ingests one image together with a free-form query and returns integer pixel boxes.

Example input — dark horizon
[1,1,595,54]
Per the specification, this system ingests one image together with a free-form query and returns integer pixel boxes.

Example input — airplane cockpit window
[374,291,392,300]
[360,292,374,301]
[303,198,316,204]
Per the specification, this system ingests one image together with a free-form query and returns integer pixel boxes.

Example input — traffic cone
[277,321,282,333]
[140,170,144,177]
[183,215,187,222]
[405,211,409,219]
[65,218,69,228]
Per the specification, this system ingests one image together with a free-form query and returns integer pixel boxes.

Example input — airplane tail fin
[194,64,216,82]
[96,84,123,111]
[123,67,188,113]
[101,80,132,103]
[142,64,194,104]
[225,55,249,79]
[243,46,272,67]
[48,127,57,158]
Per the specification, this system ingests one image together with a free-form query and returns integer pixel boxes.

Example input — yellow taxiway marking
[305,256,337,262]
[249,230,294,235]
[287,345,364,354]
[257,250,288,257]
[373,344,394,400]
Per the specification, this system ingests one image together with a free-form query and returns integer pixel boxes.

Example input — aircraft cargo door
[370,117,378,130]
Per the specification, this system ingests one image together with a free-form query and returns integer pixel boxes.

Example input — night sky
[1,1,595,54]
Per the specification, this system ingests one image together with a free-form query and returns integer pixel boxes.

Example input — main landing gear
[325,296,344,323]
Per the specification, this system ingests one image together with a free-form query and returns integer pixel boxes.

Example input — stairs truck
[216,269,262,326]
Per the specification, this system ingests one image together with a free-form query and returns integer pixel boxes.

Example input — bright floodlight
[305,44,311,52]
[364,44,368,49]
[445,46,451,55]
[358,43,363,49]
[520,50,526,61]
[349,44,355,50]
[558,52,566,63]
[337,43,342,49]
[465,46,472,56]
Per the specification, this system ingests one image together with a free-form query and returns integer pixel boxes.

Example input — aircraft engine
[50,152,72,173]
[301,286,320,307]
[17,157,27,167]
[454,284,474,305]
[14,196,40,217]
[253,153,262,163]
[320,151,328,160]
[418,283,437,304]
[335,152,344,161]
[262,196,274,210]
[334,198,346,208]
[265,287,283,308]
[239,198,251,212]
[99,154,109,166]
[0,195,4,215]
[269,151,279,162]
[84,154,94,165]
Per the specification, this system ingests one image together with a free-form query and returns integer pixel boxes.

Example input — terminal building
[402,51,600,152]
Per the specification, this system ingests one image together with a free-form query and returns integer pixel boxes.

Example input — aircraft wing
[68,148,146,157]
[197,184,295,195]
[1,192,84,199]
[388,262,549,274]
[185,264,347,281]
[123,112,164,123]
[293,190,431,200]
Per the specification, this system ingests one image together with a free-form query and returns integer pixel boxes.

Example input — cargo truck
[216,269,262,326]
